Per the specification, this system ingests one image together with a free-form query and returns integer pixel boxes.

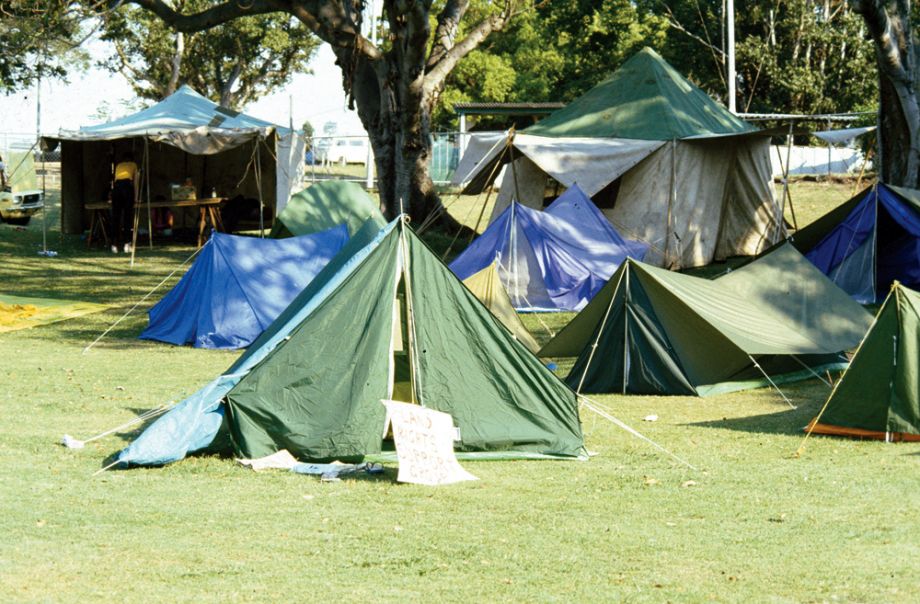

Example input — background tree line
[435,0,880,130]
[2,0,918,211]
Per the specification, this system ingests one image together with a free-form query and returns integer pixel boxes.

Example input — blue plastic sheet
[116,378,230,466]
[450,184,647,311]
[140,225,348,349]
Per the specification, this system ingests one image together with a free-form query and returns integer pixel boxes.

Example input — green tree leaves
[98,0,320,109]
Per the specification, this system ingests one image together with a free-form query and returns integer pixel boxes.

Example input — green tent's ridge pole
[622,268,630,395]
[399,219,424,406]
[747,354,795,409]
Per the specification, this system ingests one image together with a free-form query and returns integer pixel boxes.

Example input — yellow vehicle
[0,188,44,226]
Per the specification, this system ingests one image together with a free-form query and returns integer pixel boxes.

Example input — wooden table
[85,198,225,248]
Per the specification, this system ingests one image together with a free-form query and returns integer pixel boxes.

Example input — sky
[0,39,365,139]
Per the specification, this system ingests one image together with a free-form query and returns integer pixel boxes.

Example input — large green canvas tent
[117,217,585,466]
[270,180,385,238]
[807,283,920,441]
[539,243,872,396]
[453,47,782,269]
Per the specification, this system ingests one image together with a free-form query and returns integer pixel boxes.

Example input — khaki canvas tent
[41,86,305,235]
[453,48,784,269]
[807,283,920,441]
[539,243,872,396]
[462,261,541,353]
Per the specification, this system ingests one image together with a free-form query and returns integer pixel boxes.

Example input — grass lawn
[2,181,918,603]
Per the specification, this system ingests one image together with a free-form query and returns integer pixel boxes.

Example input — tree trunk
[166,32,183,96]
[125,0,511,233]
[855,0,920,187]
[341,33,463,229]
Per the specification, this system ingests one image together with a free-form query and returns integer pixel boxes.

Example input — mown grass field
[2,180,919,603]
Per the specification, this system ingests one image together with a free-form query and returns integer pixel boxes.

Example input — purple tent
[450,184,648,311]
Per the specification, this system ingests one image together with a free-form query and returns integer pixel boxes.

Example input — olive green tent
[807,283,920,441]
[226,218,585,460]
[462,261,540,354]
[270,180,385,238]
[539,243,872,396]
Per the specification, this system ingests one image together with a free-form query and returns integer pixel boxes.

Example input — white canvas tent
[454,49,784,269]
[41,86,305,235]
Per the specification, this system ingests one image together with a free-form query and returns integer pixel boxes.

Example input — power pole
[726,0,736,113]
[365,0,377,191]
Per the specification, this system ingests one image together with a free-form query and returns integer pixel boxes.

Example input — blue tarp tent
[450,185,648,311]
[798,183,920,303]
[140,226,348,349]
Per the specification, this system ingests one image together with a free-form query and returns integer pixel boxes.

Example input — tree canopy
[0,1,89,93]
[435,0,879,130]
[98,0,319,109]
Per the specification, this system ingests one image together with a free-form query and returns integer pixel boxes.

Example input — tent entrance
[391,284,416,404]
[876,201,920,295]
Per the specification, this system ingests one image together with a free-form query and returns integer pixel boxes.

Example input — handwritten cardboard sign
[382,400,478,486]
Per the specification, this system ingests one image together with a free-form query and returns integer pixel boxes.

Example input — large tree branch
[852,0,911,83]
[286,1,381,61]
[123,0,281,32]
[426,0,468,70]
[423,3,513,98]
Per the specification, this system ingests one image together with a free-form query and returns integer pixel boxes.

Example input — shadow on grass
[687,404,817,437]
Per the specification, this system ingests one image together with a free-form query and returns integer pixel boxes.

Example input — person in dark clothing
[111,152,138,253]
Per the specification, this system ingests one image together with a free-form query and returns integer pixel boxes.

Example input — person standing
[0,154,8,191]
[111,152,138,253]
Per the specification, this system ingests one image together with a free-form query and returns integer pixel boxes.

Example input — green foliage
[302,119,315,150]
[436,0,878,129]
[433,0,669,129]
[0,1,89,93]
[650,0,878,115]
[98,0,319,109]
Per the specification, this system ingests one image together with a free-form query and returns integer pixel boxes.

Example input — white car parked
[321,139,372,165]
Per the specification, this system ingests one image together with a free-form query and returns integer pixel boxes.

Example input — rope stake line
[82,246,203,354]
[748,355,796,409]
[62,403,173,449]
[578,395,697,470]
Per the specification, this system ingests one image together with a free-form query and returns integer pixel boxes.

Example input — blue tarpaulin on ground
[450,184,648,311]
[805,184,920,303]
[140,226,348,349]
